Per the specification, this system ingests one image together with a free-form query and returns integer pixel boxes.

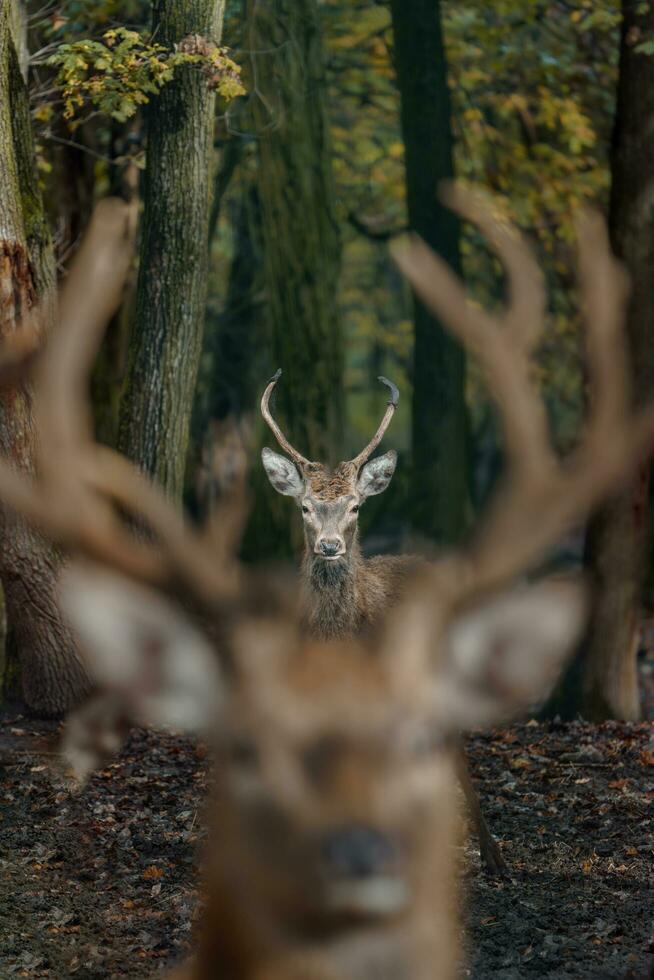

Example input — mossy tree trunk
[581,1,654,721]
[244,0,343,560]
[0,3,90,714]
[390,0,471,547]
[118,0,225,501]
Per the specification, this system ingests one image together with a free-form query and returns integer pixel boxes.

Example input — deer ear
[357,450,397,499]
[59,564,225,734]
[433,581,588,730]
[261,447,304,497]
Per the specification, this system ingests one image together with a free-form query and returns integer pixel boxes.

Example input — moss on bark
[118,0,224,501]
[0,3,90,715]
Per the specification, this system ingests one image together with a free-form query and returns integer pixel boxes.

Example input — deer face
[259,372,400,563]
[212,636,454,926]
[261,450,397,562]
[60,565,585,941]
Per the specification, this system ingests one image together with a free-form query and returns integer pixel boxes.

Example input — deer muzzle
[316,537,346,560]
[320,825,409,917]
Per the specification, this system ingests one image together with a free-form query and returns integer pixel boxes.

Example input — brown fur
[301,535,422,640]
[303,462,358,501]
[181,634,462,980]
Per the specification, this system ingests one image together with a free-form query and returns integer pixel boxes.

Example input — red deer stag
[0,189,652,979]
[260,375,505,872]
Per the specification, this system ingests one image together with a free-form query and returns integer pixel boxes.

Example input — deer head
[261,372,398,562]
[58,562,585,980]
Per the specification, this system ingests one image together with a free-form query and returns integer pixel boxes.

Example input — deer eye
[301,504,310,515]
[350,504,359,514]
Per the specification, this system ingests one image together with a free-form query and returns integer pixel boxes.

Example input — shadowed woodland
[0,1,653,978]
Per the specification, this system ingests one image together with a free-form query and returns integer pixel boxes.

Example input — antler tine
[83,447,238,602]
[36,198,137,469]
[260,369,311,468]
[441,183,546,350]
[392,191,555,484]
[348,375,399,470]
[576,210,631,439]
[0,201,166,583]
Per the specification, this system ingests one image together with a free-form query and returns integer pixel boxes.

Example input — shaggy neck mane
[301,533,364,639]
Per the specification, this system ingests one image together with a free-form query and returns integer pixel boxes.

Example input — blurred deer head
[59,562,585,980]
[261,372,398,561]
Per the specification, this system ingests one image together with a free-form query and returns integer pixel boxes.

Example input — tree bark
[118,0,224,501]
[0,4,90,714]
[390,0,471,547]
[244,0,344,559]
[581,1,654,721]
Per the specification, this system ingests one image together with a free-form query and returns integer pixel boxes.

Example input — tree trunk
[390,0,471,547]
[244,0,344,559]
[118,0,224,501]
[0,4,90,715]
[581,1,654,721]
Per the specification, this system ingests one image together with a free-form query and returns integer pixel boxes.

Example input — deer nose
[319,538,342,557]
[321,825,397,878]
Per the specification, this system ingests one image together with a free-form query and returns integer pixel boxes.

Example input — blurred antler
[0,199,241,605]
[393,184,654,610]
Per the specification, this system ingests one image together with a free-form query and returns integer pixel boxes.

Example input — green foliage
[445,1,620,448]
[47,27,244,123]
[320,0,621,454]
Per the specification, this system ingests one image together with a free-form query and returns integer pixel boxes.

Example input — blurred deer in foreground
[0,187,652,979]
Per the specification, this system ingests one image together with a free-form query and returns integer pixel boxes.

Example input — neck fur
[301,533,363,639]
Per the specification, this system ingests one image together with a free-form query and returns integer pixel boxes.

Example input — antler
[0,199,239,606]
[260,369,312,469]
[261,370,399,472]
[347,375,399,470]
[392,184,654,611]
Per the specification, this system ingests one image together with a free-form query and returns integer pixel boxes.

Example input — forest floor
[0,716,652,980]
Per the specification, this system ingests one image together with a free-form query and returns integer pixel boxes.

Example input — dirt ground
[1,713,652,980]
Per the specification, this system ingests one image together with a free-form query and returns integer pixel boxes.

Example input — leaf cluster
[47,27,245,123]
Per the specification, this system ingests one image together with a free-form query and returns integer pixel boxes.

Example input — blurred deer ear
[261,447,304,497]
[357,450,397,499]
[433,581,588,730]
[59,564,224,733]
